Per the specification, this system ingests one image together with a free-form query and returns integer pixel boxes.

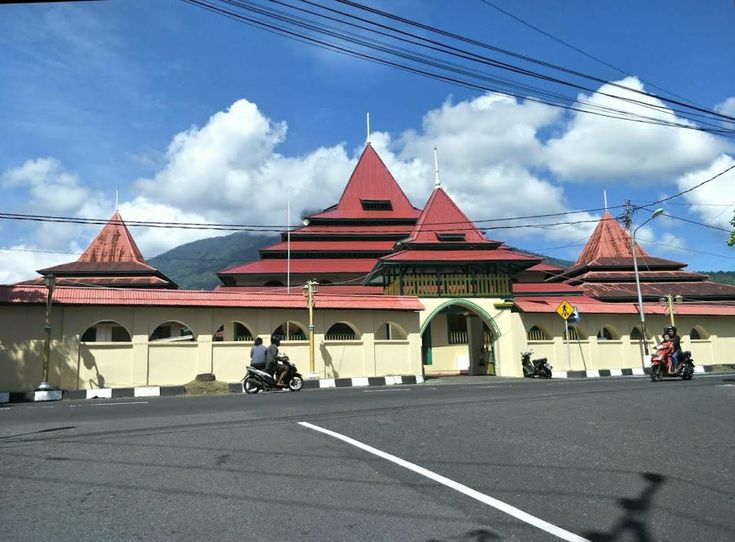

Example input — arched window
[690,326,709,340]
[630,326,651,340]
[376,322,408,340]
[150,321,195,342]
[272,322,307,341]
[213,322,254,342]
[325,322,359,341]
[564,325,586,341]
[597,326,620,341]
[527,325,550,341]
[81,321,131,342]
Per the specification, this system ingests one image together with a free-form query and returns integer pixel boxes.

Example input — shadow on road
[583,472,665,541]
[427,527,500,541]
[0,425,75,440]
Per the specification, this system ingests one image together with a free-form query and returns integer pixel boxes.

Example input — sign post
[556,300,575,371]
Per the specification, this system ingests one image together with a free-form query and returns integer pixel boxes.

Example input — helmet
[664,325,677,337]
[270,335,281,345]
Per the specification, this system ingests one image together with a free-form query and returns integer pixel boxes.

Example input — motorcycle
[650,341,694,382]
[243,354,304,393]
[521,351,552,378]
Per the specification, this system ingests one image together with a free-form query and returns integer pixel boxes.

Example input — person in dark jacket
[265,336,287,387]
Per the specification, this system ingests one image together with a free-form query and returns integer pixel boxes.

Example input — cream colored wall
[514,313,735,375]
[0,304,422,391]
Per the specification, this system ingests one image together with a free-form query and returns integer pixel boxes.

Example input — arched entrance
[420,300,500,376]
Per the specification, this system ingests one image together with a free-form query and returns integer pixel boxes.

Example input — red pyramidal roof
[32,211,177,289]
[407,187,493,245]
[310,144,420,220]
[79,210,146,263]
[575,211,646,265]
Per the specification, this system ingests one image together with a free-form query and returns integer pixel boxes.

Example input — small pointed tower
[26,211,177,289]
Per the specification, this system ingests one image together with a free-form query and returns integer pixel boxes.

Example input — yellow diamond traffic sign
[556,300,575,320]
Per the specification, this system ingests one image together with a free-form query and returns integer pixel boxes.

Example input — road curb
[553,364,735,379]
[0,375,425,404]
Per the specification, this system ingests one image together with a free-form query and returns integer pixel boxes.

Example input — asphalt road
[1,375,733,541]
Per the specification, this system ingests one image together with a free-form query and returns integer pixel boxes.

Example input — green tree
[730,213,735,246]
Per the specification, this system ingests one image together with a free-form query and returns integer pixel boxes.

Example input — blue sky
[1,0,734,283]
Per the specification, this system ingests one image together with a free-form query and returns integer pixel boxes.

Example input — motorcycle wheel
[243,378,260,394]
[288,375,304,392]
[683,364,694,380]
[651,365,663,382]
[544,369,552,379]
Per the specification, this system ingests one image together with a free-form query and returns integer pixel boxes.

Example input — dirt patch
[184,379,231,395]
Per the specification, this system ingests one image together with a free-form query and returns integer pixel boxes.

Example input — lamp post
[38,274,56,391]
[659,294,684,327]
[302,279,319,378]
[631,208,663,362]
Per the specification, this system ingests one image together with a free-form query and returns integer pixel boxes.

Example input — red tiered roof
[557,211,735,302]
[576,211,645,264]
[219,259,378,276]
[310,144,420,220]
[28,211,177,289]
[406,187,495,245]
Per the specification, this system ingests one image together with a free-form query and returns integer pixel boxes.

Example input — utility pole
[621,199,633,232]
[38,274,56,391]
[302,279,319,377]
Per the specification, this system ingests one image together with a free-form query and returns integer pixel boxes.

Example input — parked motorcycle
[521,351,552,378]
[243,354,304,393]
[650,342,694,382]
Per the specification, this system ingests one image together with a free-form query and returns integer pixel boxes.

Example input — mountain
[700,271,735,286]
[148,232,279,289]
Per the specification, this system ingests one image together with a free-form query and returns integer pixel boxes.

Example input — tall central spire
[433,146,441,188]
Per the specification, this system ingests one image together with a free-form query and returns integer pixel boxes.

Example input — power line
[328,0,735,125]
[475,0,705,109]
[182,0,735,136]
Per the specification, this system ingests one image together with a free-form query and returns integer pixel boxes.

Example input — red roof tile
[407,187,493,245]
[380,248,538,263]
[575,211,644,265]
[512,283,582,295]
[0,285,423,311]
[219,258,378,275]
[262,240,396,252]
[310,144,420,220]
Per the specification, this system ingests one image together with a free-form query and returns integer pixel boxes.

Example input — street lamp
[659,294,684,327]
[302,279,319,378]
[631,208,663,361]
[37,273,56,391]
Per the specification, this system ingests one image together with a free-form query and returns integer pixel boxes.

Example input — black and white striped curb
[553,364,735,379]
[0,375,425,404]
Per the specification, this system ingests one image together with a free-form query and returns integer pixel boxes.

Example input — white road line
[299,421,590,542]
[362,388,411,393]
[89,401,149,407]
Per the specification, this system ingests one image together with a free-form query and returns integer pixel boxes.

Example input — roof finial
[366,112,371,144]
[603,189,608,210]
[115,189,119,211]
[433,146,441,188]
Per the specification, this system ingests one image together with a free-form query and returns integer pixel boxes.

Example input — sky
[1,0,734,284]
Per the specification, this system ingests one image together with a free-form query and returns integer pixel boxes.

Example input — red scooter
[650,341,694,382]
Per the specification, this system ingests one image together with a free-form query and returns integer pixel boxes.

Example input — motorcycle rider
[663,325,682,372]
[265,335,287,388]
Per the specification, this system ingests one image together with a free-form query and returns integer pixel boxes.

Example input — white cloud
[544,77,728,180]
[0,245,75,284]
[135,99,354,223]
[715,97,735,117]
[1,157,90,213]
[676,154,735,231]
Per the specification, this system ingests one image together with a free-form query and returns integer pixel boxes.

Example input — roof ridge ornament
[433,146,441,188]
[366,112,370,145]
